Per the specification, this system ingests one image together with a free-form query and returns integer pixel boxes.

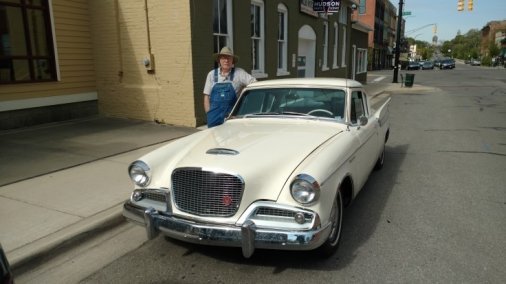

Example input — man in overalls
[203,47,256,128]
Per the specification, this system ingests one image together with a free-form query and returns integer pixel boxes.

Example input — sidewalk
[0,117,198,269]
[0,77,426,270]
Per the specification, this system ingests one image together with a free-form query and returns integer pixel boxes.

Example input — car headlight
[128,160,151,187]
[290,174,320,205]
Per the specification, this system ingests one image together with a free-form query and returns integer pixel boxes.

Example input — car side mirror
[359,116,368,126]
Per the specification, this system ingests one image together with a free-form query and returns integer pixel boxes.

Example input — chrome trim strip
[206,148,240,155]
[241,220,256,258]
[144,207,158,239]
[237,201,318,230]
[164,188,172,214]
[123,200,331,257]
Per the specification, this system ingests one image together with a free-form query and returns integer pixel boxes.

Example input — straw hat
[213,46,239,63]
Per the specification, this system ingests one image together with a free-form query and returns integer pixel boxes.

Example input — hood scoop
[206,148,239,156]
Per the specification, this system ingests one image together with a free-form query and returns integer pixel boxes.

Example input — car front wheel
[315,190,343,257]
[374,143,385,170]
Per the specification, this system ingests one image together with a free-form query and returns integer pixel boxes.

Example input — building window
[213,0,233,53]
[339,5,348,24]
[341,26,346,67]
[339,7,347,67]
[0,0,57,84]
[341,26,347,67]
[251,0,265,77]
[277,3,288,76]
[356,48,367,74]
[359,0,366,14]
[322,21,328,70]
[333,22,338,68]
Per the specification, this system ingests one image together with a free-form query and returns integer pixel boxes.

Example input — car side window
[350,91,366,124]
[236,91,265,114]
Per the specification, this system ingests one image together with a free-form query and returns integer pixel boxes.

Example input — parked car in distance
[1,243,14,284]
[407,61,420,70]
[470,59,481,66]
[440,59,455,69]
[434,59,442,68]
[123,78,391,258]
[421,61,434,70]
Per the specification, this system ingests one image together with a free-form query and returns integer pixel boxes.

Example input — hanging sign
[312,0,341,14]
[300,0,318,17]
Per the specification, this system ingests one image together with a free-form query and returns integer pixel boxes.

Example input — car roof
[246,78,363,89]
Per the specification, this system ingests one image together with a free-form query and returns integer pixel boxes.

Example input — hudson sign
[312,0,341,13]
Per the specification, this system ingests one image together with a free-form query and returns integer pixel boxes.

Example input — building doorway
[297,25,316,78]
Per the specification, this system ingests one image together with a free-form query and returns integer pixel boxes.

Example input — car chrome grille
[256,207,295,218]
[172,167,244,217]
[255,207,313,222]
[144,191,166,203]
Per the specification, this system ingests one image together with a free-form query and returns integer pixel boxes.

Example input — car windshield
[232,88,347,121]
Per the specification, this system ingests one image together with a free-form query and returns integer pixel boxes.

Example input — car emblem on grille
[222,195,233,206]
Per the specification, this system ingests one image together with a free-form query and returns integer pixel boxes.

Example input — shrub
[481,55,492,66]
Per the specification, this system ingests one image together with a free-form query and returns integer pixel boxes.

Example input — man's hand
[203,94,210,113]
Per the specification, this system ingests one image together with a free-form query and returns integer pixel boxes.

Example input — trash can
[404,73,415,87]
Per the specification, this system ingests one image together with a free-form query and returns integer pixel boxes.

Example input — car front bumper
[123,200,331,258]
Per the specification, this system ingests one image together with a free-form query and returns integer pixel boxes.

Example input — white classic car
[123,78,390,258]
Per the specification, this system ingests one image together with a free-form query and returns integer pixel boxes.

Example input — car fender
[276,130,359,224]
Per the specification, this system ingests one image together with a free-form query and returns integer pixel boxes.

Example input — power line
[406,23,437,35]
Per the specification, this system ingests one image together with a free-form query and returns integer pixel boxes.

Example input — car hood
[145,118,344,202]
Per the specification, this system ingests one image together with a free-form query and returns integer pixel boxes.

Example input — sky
[390,0,506,43]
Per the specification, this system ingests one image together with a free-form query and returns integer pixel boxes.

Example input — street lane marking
[373,76,386,82]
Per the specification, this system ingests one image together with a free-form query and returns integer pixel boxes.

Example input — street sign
[402,11,411,16]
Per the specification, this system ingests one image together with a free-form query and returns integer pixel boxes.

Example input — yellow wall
[0,0,96,102]
[88,0,196,127]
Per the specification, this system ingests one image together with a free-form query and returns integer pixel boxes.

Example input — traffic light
[468,0,473,11]
[458,0,464,11]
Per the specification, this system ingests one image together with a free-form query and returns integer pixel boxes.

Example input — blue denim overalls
[206,68,236,128]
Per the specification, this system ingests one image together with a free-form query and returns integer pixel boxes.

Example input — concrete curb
[10,203,126,271]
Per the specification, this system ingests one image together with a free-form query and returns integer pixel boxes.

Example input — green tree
[439,29,481,59]
[489,39,500,58]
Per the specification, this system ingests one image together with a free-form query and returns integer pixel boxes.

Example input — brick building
[354,0,398,70]
[480,20,506,57]
[1,0,368,129]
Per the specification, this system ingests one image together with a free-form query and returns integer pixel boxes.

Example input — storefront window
[0,0,56,83]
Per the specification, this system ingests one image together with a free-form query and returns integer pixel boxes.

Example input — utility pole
[392,0,404,83]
